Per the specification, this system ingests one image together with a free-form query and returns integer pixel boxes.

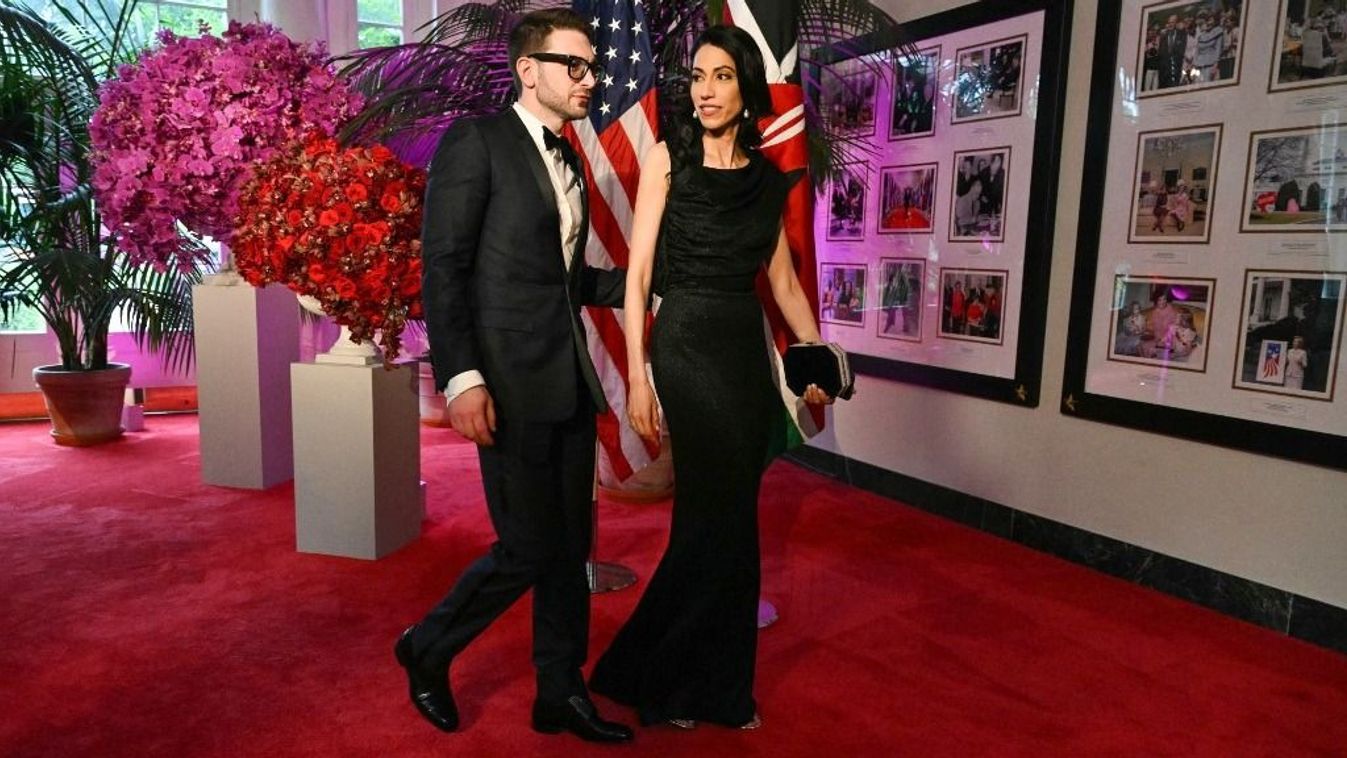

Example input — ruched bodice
[655,150,790,294]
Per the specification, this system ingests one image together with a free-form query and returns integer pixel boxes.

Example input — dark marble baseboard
[783,445,1346,656]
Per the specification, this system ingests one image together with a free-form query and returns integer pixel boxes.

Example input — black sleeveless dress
[589,149,790,726]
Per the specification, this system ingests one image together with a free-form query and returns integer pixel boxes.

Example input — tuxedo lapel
[504,109,560,222]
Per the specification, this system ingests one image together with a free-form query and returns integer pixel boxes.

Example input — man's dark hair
[508,8,593,94]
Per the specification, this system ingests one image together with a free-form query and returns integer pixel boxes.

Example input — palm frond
[110,258,204,373]
[642,1,710,143]
[0,0,205,371]
[798,0,916,189]
[336,1,553,161]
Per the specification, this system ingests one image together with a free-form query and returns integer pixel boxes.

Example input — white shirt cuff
[445,370,486,404]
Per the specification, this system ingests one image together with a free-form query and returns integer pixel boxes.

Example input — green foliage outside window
[357,0,401,26]
[153,4,227,36]
[358,24,400,49]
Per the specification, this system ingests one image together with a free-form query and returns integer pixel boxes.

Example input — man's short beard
[539,84,586,121]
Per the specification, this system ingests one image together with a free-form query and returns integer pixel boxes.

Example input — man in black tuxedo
[395,8,632,744]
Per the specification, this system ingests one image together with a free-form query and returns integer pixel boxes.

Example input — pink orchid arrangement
[90,21,363,270]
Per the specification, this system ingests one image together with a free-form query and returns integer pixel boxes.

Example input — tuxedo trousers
[411,396,596,703]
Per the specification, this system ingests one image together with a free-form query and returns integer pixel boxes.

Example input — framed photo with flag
[808,0,1072,406]
[1231,270,1346,402]
[1063,0,1347,471]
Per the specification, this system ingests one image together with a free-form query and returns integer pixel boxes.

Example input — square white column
[291,362,421,559]
[193,282,299,488]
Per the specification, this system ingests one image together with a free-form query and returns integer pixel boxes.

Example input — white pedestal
[291,362,421,559]
[121,404,145,432]
[193,282,299,488]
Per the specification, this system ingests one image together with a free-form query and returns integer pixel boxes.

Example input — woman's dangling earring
[743,107,750,119]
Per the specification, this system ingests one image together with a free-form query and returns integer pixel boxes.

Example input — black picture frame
[810,0,1073,407]
[1063,0,1347,471]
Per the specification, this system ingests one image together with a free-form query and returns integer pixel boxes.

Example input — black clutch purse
[784,342,854,400]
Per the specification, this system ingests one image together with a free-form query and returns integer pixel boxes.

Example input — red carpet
[1,414,1344,757]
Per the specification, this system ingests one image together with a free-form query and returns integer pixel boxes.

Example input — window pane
[0,293,45,332]
[358,24,402,49]
[156,5,228,36]
[358,0,402,26]
[0,303,46,333]
[0,254,44,334]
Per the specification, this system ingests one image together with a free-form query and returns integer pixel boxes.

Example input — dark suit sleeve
[422,120,489,392]
[578,266,626,308]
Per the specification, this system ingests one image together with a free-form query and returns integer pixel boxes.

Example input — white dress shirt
[443,103,584,405]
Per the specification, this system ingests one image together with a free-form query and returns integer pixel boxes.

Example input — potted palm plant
[0,1,205,445]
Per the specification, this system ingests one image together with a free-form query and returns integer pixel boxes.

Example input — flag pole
[588,439,638,593]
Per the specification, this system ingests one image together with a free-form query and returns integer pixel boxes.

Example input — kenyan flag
[723,0,826,456]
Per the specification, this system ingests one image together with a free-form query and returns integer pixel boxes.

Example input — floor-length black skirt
[590,286,778,726]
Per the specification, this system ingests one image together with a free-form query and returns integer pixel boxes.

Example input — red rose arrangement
[233,133,426,364]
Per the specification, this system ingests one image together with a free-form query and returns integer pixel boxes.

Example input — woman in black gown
[588,26,832,730]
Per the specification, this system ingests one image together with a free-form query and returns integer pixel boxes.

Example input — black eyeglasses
[528,52,604,82]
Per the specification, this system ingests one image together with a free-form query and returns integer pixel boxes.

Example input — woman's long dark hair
[664,25,775,172]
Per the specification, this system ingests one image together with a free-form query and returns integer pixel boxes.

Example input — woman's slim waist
[660,273,758,295]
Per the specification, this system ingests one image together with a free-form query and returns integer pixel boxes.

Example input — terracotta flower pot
[32,363,132,446]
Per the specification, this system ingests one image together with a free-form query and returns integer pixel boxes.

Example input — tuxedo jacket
[421,108,625,423]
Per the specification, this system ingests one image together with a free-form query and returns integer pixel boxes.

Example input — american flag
[1262,342,1284,379]
[566,0,661,482]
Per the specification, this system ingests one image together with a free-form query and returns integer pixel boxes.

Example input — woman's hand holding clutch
[627,380,661,443]
[802,384,834,405]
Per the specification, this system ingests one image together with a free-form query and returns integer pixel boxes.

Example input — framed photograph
[820,65,878,136]
[827,164,868,241]
[1107,276,1215,372]
[1240,124,1347,233]
[1136,0,1246,98]
[890,46,940,140]
[819,263,868,327]
[1270,0,1347,93]
[951,34,1027,124]
[877,259,926,342]
[808,0,1071,406]
[950,147,1010,243]
[1128,125,1221,244]
[938,268,1008,344]
[1064,0,1347,471]
[878,162,937,234]
[1232,270,1346,400]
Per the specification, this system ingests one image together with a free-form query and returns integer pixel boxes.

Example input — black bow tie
[542,127,567,152]
[542,127,581,183]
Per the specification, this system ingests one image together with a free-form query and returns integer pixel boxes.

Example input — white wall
[840,0,1347,608]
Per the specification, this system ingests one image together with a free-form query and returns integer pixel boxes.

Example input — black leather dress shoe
[394,625,459,732]
[532,696,634,743]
